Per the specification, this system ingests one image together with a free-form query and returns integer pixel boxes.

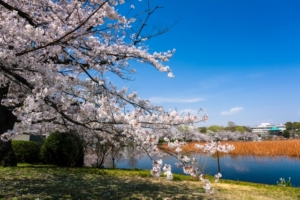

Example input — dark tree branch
[133,5,162,45]
[0,0,37,27]
[0,64,34,90]
[31,117,57,124]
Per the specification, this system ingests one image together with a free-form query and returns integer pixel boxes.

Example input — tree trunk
[0,140,17,166]
[0,85,17,167]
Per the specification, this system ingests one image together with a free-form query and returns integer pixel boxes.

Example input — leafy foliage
[207,125,223,132]
[283,130,290,138]
[285,121,300,131]
[285,122,293,131]
[198,127,207,133]
[293,122,300,130]
[41,131,84,167]
[12,140,41,163]
[235,126,245,133]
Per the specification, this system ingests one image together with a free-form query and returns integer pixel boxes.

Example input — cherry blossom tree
[0,0,209,166]
[0,1,235,193]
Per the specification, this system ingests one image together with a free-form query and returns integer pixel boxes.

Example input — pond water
[115,154,300,187]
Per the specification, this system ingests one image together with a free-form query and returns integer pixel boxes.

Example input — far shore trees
[285,121,300,131]
[283,130,290,138]
[207,125,223,132]
[206,124,250,134]
[198,127,207,133]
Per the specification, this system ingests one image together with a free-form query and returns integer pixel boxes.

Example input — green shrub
[12,140,41,163]
[283,130,290,138]
[41,131,84,167]
[158,138,165,143]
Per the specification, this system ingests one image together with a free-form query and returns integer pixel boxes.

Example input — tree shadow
[0,168,216,199]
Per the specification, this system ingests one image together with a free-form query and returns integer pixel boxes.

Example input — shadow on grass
[0,166,215,200]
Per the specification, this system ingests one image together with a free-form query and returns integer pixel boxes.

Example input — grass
[0,164,299,199]
[165,140,300,158]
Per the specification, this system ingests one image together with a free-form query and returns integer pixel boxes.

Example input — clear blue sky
[112,0,300,127]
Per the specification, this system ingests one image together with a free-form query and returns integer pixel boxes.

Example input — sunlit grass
[0,164,299,199]
[0,164,201,200]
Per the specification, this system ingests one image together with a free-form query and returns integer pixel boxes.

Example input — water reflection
[224,161,249,172]
[114,152,300,187]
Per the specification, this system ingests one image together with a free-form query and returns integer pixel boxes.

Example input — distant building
[251,123,286,135]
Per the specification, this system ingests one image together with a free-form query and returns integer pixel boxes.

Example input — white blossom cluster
[164,138,231,193]
[150,159,162,178]
[214,172,222,182]
[0,130,16,142]
[195,141,235,155]
[200,174,214,194]
[199,172,221,194]
[150,159,173,180]
[162,164,173,180]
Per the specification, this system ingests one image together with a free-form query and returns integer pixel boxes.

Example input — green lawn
[0,164,299,200]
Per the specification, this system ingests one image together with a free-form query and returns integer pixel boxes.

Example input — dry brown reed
[161,140,300,158]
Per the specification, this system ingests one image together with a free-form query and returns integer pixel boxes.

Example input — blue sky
[112,0,300,127]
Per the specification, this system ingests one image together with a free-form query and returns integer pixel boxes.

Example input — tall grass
[162,140,300,158]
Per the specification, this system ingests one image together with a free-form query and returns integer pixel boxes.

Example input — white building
[12,134,45,144]
[251,123,286,134]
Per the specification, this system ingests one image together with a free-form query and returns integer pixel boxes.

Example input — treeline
[285,122,300,131]
[198,121,300,134]
[283,122,300,138]
[198,121,251,133]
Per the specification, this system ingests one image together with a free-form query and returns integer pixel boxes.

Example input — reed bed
[162,140,300,158]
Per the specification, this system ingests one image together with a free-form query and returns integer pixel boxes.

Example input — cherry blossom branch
[16,1,109,56]
[0,64,33,90]
[0,0,37,27]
